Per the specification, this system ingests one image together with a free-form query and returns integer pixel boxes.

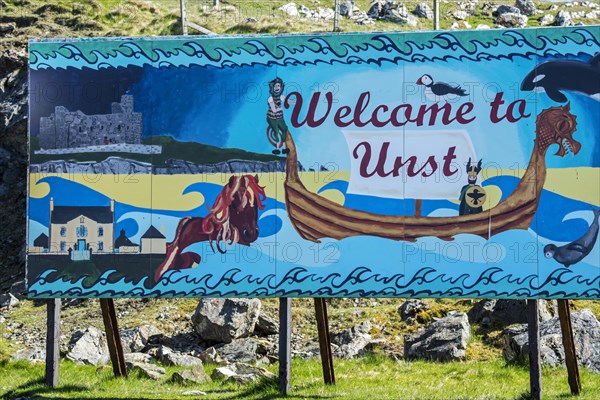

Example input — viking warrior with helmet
[459,158,487,216]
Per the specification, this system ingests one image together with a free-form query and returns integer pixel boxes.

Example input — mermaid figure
[266,77,289,155]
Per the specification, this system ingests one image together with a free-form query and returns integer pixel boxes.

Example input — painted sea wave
[27,172,599,298]
[29,28,599,71]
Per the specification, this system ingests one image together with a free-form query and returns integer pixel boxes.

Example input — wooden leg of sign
[527,300,542,400]
[557,299,581,394]
[278,298,292,395]
[99,299,128,378]
[45,299,61,387]
[314,298,335,385]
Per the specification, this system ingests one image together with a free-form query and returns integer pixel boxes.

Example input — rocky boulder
[399,299,429,323]
[332,321,372,359]
[497,12,528,28]
[556,11,574,27]
[503,309,600,374]
[494,5,521,16]
[215,337,260,363]
[255,314,279,336]
[11,347,45,362]
[191,298,261,343]
[66,327,109,366]
[414,3,434,19]
[211,362,276,384]
[515,0,536,16]
[127,361,166,380]
[404,312,470,362]
[169,367,212,385]
[468,299,551,327]
[120,324,162,353]
[0,292,18,308]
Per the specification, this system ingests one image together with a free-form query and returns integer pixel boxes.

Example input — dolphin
[521,53,600,103]
[544,209,600,268]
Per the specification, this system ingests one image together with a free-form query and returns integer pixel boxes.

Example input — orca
[520,53,600,103]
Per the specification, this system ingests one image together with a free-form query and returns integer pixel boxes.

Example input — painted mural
[27,27,600,299]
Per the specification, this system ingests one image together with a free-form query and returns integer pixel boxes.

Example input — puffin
[416,74,468,103]
[544,209,600,268]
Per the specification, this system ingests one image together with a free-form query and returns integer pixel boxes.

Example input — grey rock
[453,10,469,20]
[0,22,16,34]
[340,0,354,17]
[404,312,470,362]
[332,321,372,359]
[120,324,162,353]
[11,347,45,362]
[191,298,261,343]
[198,346,227,365]
[124,352,154,364]
[0,292,19,308]
[399,299,429,322]
[503,309,600,374]
[169,367,212,385]
[162,352,204,367]
[66,327,109,366]
[367,0,386,18]
[316,7,335,20]
[127,361,166,380]
[494,5,520,16]
[497,12,528,28]
[556,11,573,27]
[414,3,433,19]
[9,280,26,299]
[211,362,276,384]
[216,337,259,363]
[255,314,279,335]
[539,14,555,26]
[278,2,299,17]
[468,299,551,327]
[515,0,536,16]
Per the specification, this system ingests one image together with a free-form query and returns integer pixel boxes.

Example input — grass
[2,0,599,42]
[2,354,600,399]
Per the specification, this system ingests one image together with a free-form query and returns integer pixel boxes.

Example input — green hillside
[29,135,283,166]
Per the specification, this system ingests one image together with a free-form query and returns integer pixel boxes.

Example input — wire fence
[0,0,593,36]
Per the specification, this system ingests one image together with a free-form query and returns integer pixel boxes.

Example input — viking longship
[283,104,580,243]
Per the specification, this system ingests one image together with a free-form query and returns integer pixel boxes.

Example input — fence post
[180,0,188,35]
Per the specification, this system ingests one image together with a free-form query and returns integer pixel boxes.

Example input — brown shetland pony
[154,174,266,282]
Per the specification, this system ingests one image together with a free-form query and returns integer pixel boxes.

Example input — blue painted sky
[29,48,599,169]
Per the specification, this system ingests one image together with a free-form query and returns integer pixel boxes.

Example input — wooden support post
[45,299,61,388]
[557,299,581,394]
[333,0,340,32]
[433,0,440,30]
[100,299,128,378]
[527,300,542,400]
[314,298,335,385]
[278,298,292,395]
[180,0,188,35]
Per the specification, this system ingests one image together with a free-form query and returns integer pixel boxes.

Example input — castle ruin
[39,95,143,150]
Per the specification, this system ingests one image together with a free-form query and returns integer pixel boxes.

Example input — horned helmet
[466,158,482,184]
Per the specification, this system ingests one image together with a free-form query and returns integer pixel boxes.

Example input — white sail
[343,130,478,200]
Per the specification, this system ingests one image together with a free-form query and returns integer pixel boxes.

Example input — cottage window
[98,227,104,237]
[76,225,88,237]
[80,216,85,223]
[60,227,66,237]
[60,241,66,251]
[98,241,104,251]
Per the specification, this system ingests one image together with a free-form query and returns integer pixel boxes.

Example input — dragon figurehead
[535,102,581,157]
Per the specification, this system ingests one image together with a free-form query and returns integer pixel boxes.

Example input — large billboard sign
[27,27,599,299]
